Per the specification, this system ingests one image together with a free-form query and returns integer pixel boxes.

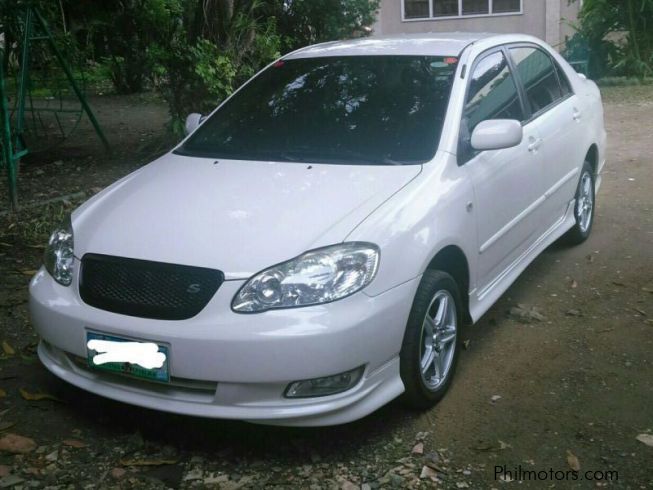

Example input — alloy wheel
[576,171,594,233]
[419,290,457,391]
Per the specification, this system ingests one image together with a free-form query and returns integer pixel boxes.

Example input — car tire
[399,270,462,409]
[563,161,596,245]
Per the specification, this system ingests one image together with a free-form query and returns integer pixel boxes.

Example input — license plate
[86,331,170,383]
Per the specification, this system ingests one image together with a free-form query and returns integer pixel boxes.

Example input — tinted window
[510,47,563,114]
[179,56,457,165]
[554,62,573,97]
[460,51,523,162]
[463,51,523,133]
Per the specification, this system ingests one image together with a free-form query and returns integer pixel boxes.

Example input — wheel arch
[425,245,472,324]
[586,144,599,176]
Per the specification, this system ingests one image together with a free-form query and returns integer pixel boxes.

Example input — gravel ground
[0,87,651,489]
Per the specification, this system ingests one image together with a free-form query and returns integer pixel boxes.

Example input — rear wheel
[400,270,462,408]
[564,161,595,245]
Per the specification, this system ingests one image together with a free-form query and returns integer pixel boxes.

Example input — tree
[274,0,381,49]
[575,0,653,77]
[158,0,380,132]
[155,0,283,132]
[1,0,382,130]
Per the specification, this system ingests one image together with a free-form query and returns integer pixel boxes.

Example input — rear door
[459,49,545,292]
[507,45,586,232]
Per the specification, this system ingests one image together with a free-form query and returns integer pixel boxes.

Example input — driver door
[460,49,545,293]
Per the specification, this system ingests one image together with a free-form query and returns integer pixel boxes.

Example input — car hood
[73,153,421,279]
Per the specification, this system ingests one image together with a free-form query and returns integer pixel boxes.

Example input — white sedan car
[30,33,606,426]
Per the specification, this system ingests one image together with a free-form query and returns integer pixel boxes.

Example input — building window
[493,0,521,13]
[433,0,459,17]
[462,0,489,15]
[403,0,522,20]
[404,0,430,19]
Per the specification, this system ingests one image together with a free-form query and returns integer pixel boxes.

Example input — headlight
[44,216,74,286]
[232,242,380,313]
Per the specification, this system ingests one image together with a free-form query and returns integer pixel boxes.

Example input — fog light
[284,366,365,398]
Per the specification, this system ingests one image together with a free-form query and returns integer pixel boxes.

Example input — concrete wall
[373,0,581,49]
[560,0,582,45]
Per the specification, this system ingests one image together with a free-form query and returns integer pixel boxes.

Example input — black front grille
[79,254,224,320]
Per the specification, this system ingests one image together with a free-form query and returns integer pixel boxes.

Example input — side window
[554,62,573,97]
[464,51,524,131]
[459,50,523,162]
[509,47,563,115]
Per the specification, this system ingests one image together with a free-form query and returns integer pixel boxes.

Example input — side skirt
[468,198,576,323]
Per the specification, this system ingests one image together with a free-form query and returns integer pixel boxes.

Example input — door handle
[573,109,582,121]
[528,138,543,153]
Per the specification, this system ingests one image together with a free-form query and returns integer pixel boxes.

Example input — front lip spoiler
[37,340,404,427]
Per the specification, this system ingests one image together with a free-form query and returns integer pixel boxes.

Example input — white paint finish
[38,341,404,426]
[29,34,606,425]
[87,340,166,369]
[73,157,421,279]
[470,119,523,151]
[346,149,480,299]
[466,121,544,289]
[473,199,576,309]
[286,32,489,59]
[184,113,202,135]
[31,270,417,425]
[531,96,588,229]
[31,268,419,384]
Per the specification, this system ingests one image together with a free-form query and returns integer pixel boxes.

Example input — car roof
[285,32,532,59]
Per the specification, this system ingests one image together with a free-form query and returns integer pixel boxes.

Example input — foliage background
[565,0,653,79]
[3,0,652,131]
[1,0,380,133]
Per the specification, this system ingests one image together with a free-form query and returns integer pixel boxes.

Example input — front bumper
[29,268,418,426]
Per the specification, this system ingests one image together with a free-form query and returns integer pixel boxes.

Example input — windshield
[177,55,458,165]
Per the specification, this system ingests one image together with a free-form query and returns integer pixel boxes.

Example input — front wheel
[400,270,462,409]
[564,161,596,245]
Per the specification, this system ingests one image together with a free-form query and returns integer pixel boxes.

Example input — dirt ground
[0,87,651,489]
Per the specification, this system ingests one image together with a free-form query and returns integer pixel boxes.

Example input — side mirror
[184,113,203,135]
[471,119,523,152]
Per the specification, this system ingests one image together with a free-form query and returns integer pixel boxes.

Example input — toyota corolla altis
[30,33,606,426]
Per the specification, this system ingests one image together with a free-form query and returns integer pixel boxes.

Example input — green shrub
[571,0,653,79]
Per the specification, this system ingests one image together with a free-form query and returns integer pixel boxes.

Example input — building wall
[373,0,581,49]
[560,0,582,45]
